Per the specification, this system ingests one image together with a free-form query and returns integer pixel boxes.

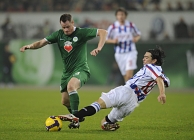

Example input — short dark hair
[115,7,128,16]
[60,14,72,23]
[147,46,165,66]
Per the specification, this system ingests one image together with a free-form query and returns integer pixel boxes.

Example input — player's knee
[97,98,107,109]
[67,84,76,92]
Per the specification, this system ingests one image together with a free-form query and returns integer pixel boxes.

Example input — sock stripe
[68,91,77,95]
[91,102,101,112]
[92,104,100,112]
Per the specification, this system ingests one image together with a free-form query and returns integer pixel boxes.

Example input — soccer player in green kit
[20,14,108,119]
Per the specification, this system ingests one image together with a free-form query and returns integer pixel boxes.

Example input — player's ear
[152,59,157,64]
[71,20,74,25]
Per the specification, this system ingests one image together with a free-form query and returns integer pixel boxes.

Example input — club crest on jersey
[64,41,73,53]
[73,37,78,42]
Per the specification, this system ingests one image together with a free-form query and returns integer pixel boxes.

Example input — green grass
[0,87,194,140]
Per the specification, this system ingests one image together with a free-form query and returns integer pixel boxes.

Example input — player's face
[143,52,156,65]
[60,20,74,35]
[116,11,126,23]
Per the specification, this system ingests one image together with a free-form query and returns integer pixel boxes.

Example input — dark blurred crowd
[0,0,194,12]
[1,1,194,40]
[1,16,193,42]
[0,16,54,42]
[149,16,194,40]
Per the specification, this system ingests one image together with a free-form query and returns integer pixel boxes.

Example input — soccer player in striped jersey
[106,7,141,82]
[58,47,170,130]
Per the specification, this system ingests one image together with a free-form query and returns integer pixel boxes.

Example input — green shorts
[60,71,90,93]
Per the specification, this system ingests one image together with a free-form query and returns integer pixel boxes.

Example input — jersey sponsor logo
[64,41,73,53]
[60,38,65,41]
[73,37,78,42]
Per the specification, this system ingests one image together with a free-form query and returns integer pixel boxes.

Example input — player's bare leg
[61,91,71,113]
[124,70,134,82]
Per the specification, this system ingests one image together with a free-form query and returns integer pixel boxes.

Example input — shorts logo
[73,37,78,42]
[64,41,73,53]
[73,72,80,76]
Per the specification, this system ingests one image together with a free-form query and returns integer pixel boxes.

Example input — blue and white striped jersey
[126,64,170,102]
[107,20,141,53]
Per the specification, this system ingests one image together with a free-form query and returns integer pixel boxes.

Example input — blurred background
[0,0,194,89]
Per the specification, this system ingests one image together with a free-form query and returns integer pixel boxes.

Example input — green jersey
[45,27,97,75]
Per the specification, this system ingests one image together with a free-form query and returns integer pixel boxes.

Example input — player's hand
[90,48,101,56]
[113,39,118,44]
[157,94,166,104]
[20,45,31,52]
[132,35,140,43]
[132,38,137,43]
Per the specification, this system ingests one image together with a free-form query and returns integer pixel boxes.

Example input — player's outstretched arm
[20,39,48,52]
[90,29,107,56]
[106,38,118,44]
[156,77,166,104]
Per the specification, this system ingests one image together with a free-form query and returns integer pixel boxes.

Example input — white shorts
[100,85,139,123]
[114,51,138,76]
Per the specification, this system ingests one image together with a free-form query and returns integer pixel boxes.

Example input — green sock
[69,91,79,115]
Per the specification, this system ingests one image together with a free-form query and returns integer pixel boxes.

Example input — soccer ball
[45,116,62,131]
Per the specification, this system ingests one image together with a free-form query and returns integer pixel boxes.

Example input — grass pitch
[0,86,194,140]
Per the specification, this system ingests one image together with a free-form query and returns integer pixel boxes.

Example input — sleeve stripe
[130,22,141,35]
[96,29,98,37]
[146,65,159,77]
[44,38,51,43]
[107,24,115,38]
